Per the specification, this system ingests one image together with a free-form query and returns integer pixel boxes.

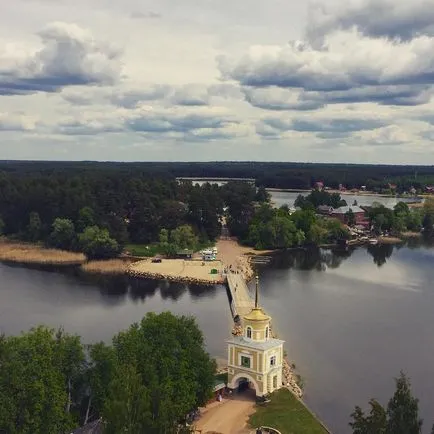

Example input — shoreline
[0,234,417,276]
[266,187,397,197]
[0,239,86,265]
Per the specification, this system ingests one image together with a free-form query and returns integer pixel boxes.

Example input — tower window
[246,327,252,339]
[270,355,276,366]
[265,327,269,339]
[241,356,251,368]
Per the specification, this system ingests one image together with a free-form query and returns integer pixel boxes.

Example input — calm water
[1,241,434,432]
[270,190,417,209]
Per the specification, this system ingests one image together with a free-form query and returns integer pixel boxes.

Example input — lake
[270,190,417,209]
[1,240,434,433]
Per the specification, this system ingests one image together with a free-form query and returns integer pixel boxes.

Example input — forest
[0,163,433,258]
[0,312,216,434]
[1,160,434,191]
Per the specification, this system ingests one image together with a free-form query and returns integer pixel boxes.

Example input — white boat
[369,239,378,245]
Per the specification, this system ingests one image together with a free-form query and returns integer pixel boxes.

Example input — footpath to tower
[227,272,254,320]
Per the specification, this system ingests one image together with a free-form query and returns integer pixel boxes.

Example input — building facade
[226,277,284,397]
[331,205,368,226]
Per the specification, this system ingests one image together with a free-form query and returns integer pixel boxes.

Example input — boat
[368,238,378,245]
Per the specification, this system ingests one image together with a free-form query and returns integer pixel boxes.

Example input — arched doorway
[229,373,260,398]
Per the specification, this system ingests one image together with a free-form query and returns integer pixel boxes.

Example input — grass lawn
[125,243,161,257]
[249,389,329,434]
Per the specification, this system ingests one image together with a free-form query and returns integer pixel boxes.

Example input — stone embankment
[127,258,225,285]
[127,268,224,285]
[282,358,303,399]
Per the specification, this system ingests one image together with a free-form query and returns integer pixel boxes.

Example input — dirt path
[216,238,272,281]
[194,396,256,434]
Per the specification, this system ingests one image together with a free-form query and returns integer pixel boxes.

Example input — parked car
[151,257,162,263]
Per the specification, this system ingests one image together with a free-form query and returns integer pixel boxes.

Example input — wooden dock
[226,272,254,321]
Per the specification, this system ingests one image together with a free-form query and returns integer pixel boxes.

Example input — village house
[331,205,368,226]
[317,205,334,215]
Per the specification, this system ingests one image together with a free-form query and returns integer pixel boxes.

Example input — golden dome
[244,307,271,322]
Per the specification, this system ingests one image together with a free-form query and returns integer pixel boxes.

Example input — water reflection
[257,240,434,433]
[263,236,434,273]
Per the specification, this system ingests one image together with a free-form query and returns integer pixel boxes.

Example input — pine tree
[349,399,386,434]
[386,372,422,434]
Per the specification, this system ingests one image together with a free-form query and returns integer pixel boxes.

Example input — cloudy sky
[1,0,434,163]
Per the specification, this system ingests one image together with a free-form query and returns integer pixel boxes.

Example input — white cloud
[306,0,434,44]
[1,0,434,162]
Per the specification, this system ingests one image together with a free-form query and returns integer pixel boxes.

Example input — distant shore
[0,234,419,280]
[266,187,397,197]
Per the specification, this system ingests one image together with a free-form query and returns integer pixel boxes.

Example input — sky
[1,0,434,163]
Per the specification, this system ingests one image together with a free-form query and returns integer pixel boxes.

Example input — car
[151,258,162,263]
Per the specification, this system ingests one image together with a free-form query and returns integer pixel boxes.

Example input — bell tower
[226,276,285,396]
[243,276,271,342]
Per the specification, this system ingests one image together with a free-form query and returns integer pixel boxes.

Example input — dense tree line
[0,170,224,258]
[1,161,434,191]
[294,190,348,209]
[245,204,349,249]
[0,165,432,257]
[0,313,216,434]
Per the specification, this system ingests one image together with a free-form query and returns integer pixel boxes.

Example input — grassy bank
[125,243,160,257]
[249,389,329,434]
[0,239,86,265]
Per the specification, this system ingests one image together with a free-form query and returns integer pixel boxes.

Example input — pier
[226,272,254,320]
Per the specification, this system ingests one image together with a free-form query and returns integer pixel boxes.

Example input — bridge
[226,272,255,321]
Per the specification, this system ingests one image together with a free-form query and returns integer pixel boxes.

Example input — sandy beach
[216,238,273,281]
[127,257,225,284]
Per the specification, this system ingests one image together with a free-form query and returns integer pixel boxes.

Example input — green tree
[307,223,329,244]
[76,206,95,233]
[350,399,386,434]
[346,209,356,226]
[255,186,270,203]
[386,372,422,434]
[0,326,84,434]
[48,218,76,250]
[326,218,350,241]
[423,198,434,234]
[86,342,117,424]
[78,226,121,259]
[373,214,386,234]
[170,224,198,251]
[26,211,42,242]
[350,372,423,434]
[406,210,422,232]
[104,312,216,433]
[103,364,151,434]
[158,228,177,257]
